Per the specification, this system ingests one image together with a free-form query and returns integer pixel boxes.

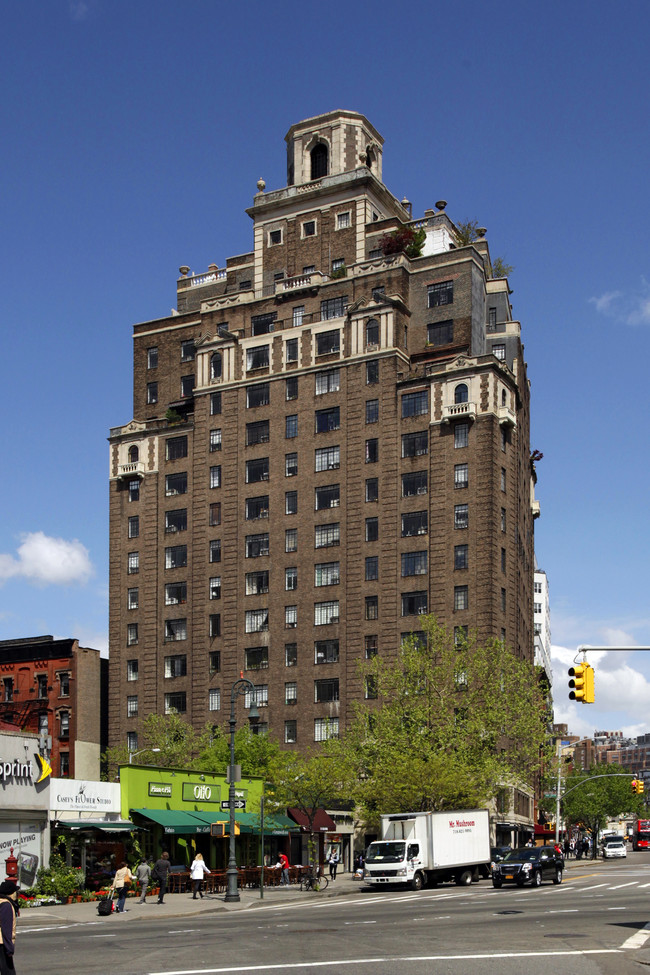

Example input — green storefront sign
[181,782,222,803]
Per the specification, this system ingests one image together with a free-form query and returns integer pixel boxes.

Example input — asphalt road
[17,854,650,975]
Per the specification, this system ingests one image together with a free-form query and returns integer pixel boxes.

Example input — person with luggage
[113,861,133,913]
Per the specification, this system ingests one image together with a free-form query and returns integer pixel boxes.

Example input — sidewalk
[17,873,363,926]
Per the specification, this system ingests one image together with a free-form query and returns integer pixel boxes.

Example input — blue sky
[1,0,648,741]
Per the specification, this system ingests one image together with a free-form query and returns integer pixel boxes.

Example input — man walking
[135,857,151,903]
[153,851,171,904]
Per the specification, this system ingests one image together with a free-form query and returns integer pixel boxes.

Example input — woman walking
[190,853,211,899]
[113,861,133,913]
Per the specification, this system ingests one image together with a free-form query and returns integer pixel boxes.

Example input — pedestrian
[328,848,339,880]
[563,838,570,859]
[113,860,133,913]
[279,852,290,886]
[0,879,19,974]
[135,857,151,903]
[153,851,171,904]
[189,853,211,899]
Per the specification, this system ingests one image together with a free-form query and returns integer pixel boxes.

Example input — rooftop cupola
[285,109,384,186]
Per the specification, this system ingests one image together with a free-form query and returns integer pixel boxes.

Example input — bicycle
[300,870,329,892]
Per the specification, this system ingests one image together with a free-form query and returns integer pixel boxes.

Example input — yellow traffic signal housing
[211,821,241,837]
[584,663,595,704]
[568,663,587,702]
[631,780,638,795]
[638,781,645,794]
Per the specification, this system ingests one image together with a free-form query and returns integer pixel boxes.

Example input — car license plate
[505,874,514,880]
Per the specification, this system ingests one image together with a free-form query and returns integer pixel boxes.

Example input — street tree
[560,764,644,856]
[103,711,199,778]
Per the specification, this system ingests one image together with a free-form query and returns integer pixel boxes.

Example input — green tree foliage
[491,256,514,279]
[333,617,549,830]
[103,711,199,779]
[455,219,514,278]
[195,725,283,779]
[560,764,644,854]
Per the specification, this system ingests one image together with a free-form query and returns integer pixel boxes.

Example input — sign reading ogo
[182,782,221,803]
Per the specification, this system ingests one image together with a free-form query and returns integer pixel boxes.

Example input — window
[316,329,341,355]
[365,595,378,620]
[454,384,468,404]
[303,265,315,274]
[283,379,298,407]
[246,570,269,595]
[285,452,298,477]
[302,219,316,237]
[365,556,378,581]
[285,491,298,516]
[315,640,339,664]
[454,504,469,530]
[365,635,378,659]
[246,496,269,521]
[285,567,298,591]
[211,391,222,415]
[180,374,195,398]
[364,399,380,425]
[401,591,428,616]
[210,466,221,489]
[127,587,139,610]
[332,257,344,272]
[251,312,277,336]
[59,752,70,776]
[59,673,70,697]
[209,688,221,711]
[315,445,340,471]
[128,515,139,538]
[127,659,138,681]
[454,625,468,646]
[315,484,340,510]
[534,581,542,594]
[244,647,268,672]
[244,684,268,708]
[247,383,270,408]
[315,523,339,548]
[285,720,297,744]
[493,343,506,361]
[315,717,339,741]
[321,297,347,321]
[181,339,195,362]
[454,463,469,490]
[365,478,378,502]
[165,692,187,714]
[365,517,378,542]
[402,471,427,497]
[365,318,379,346]
[501,467,506,492]
[147,382,158,404]
[428,281,454,307]
[427,321,453,346]
[127,695,138,718]
[269,229,282,246]
[314,601,339,626]
[166,436,188,461]
[209,540,221,563]
[165,581,187,605]
[455,544,468,570]
[501,426,508,452]
[501,548,506,573]
[210,576,221,600]
[247,345,270,371]
[454,423,469,449]
[366,360,379,384]
[128,551,139,574]
[315,369,340,395]
[488,307,497,329]
[165,472,187,496]
[165,544,187,569]
[246,420,270,447]
[365,439,378,463]
[147,347,158,369]
[285,682,297,706]
[402,431,428,457]
[285,643,297,667]
[209,502,221,526]
[129,445,139,464]
[292,306,305,328]
[315,678,339,703]
[34,674,46,699]
[210,429,222,452]
[209,614,221,638]
[2,679,13,703]
[285,605,297,628]
[365,676,378,700]
[501,588,507,612]
[285,528,297,553]
[401,511,428,536]
[285,414,298,438]
[315,407,340,433]
[501,507,507,532]
[336,211,350,229]
[60,711,70,738]
[128,479,140,502]
[209,651,221,673]
[246,533,269,558]
[286,337,299,363]
[402,551,427,576]
[246,457,269,483]
[372,285,385,301]
[311,142,328,179]
[402,390,429,418]
[245,609,269,633]
[164,620,187,643]
[454,586,468,611]
[315,562,340,586]
[210,352,222,381]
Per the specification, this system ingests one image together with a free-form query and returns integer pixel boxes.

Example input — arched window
[454,384,469,404]
[128,445,139,463]
[211,353,222,381]
[310,143,328,180]
[366,319,379,346]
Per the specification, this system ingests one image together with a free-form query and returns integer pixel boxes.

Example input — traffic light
[584,663,595,704]
[568,662,594,703]
[631,779,645,795]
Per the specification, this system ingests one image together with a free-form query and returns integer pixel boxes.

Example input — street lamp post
[129,747,161,765]
[225,678,259,903]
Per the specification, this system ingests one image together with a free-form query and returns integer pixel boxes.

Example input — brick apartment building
[108,109,538,752]
[0,635,107,778]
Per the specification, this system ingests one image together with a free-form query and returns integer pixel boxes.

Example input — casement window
[209,688,221,711]
[147,382,158,404]
[164,619,187,643]
[315,640,339,664]
[315,369,340,395]
[246,496,269,521]
[315,717,339,741]
[285,604,297,627]
[164,692,187,714]
[285,452,298,477]
[285,567,298,591]
[285,721,297,744]
[127,696,138,718]
[365,556,378,581]
[285,414,298,438]
[209,576,221,600]
[315,483,340,510]
[315,523,340,548]
[165,508,187,533]
[180,375,194,398]
[365,636,378,659]
[164,654,187,678]
[247,345,270,371]
[320,296,347,320]
[401,591,428,616]
[127,659,138,681]
[402,431,428,457]
[315,407,340,433]
[286,376,298,400]
[455,544,468,570]
[245,608,269,633]
[246,420,270,446]
[209,502,221,527]
[245,647,269,671]
[251,312,277,336]
[209,651,221,674]
[285,491,298,515]
[127,587,139,610]
[454,586,469,611]
[316,329,341,355]
[427,321,453,346]
[247,383,270,408]
[210,391,222,415]
[165,472,187,496]
[534,581,543,594]
[165,545,187,569]
[209,614,221,638]
[128,516,139,538]
[365,439,378,463]
[209,540,221,563]
[285,528,297,553]
[285,643,298,667]
[454,463,469,489]
[402,471,427,497]
[292,306,304,328]
[147,347,158,369]
[210,466,221,489]
[366,360,379,385]
[314,601,340,626]
[365,399,379,424]
[286,338,299,363]
[244,684,268,708]
[165,581,187,605]
[427,280,454,307]
[365,517,378,542]
[210,429,222,452]
[246,570,269,595]
[246,457,269,483]
[127,623,138,646]
[402,390,429,418]
[246,533,269,558]
[166,436,188,460]
[401,511,428,537]
[336,211,351,229]
[454,423,469,448]
[365,595,378,620]
[314,678,339,703]
[181,339,196,362]
[454,504,469,530]
[315,445,340,471]
[128,479,140,502]
[365,478,378,502]
[315,562,340,587]
[128,552,139,574]
[401,551,427,576]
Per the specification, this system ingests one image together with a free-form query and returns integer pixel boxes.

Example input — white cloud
[69,1,90,21]
[589,290,622,314]
[0,532,93,586]
[589,278,650,326]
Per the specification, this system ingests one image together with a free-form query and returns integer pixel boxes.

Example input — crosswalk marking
[608,881,639,890]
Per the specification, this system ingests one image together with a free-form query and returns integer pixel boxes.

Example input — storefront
[0,730,51,884]
[287,807,337,869]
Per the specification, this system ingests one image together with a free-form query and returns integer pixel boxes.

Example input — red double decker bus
[632,820,650,850]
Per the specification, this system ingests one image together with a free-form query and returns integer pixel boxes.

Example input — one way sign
[221,799,246,810]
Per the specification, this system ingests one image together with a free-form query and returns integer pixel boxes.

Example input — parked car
[492,846,564,888]
[602,838,627,859]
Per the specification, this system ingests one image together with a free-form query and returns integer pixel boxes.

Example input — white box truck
[363,809,491,891]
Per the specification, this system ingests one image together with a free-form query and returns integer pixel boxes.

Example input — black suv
[492,846,563,888]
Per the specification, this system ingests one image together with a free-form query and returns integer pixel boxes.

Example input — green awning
[190,811,299,836]
[130,809,213,835]
[57,820,136,832]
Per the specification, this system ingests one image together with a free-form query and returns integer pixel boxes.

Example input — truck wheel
[411,872,423,891]
[456,870,473,886]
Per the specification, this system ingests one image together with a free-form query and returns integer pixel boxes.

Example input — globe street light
[225,678,259,903]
